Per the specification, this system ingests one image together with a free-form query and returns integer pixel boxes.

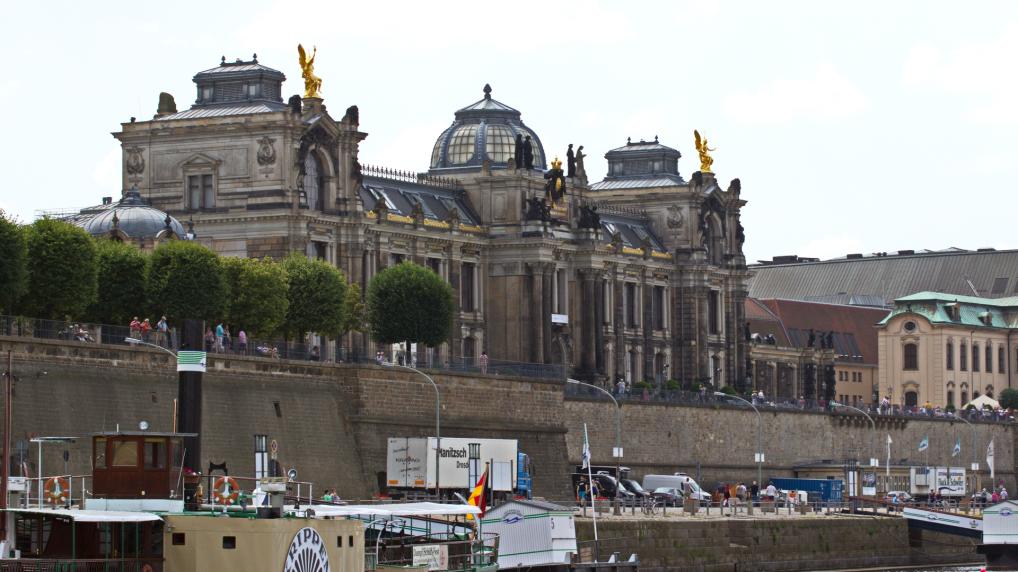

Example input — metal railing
[0,559,163,572]
[367,532,498,571]
[564,383,1015,424]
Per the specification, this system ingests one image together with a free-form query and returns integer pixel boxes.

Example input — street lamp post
[384,364,441,498]
[715,392,763,487]
[954,413,979,491]
[125,337,177,358]
[831,402,877,467]
[567,379,622,515]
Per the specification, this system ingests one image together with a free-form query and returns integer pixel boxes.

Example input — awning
[289,502,480,518]
[7,508,161,523]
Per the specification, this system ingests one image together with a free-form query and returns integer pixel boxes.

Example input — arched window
[972,343,980,372]
[1000,347,1006,374]
[303,152,324,210]
[986,343,993,374]
[961,390,969,405]
[903,344,918,371]
[986,385,995,398]
[945,340,954,370]
[462,336,476,362]
[960,344,968,371]
[947,390,955,408]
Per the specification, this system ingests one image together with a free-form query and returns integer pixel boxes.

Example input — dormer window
[246,83,261,98]
[201,86,214,102]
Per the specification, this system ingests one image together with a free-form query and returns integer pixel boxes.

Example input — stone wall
[575,518,979,572]
[564,397,1016,491]
[0,337,1014,503]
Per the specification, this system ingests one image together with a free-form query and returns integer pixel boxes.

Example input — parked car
[620,478,650,499]
[883,491,913,505]
[650,487,683,506]
[642,473,712,504]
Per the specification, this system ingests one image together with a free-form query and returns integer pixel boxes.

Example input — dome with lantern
[429,84,546,174]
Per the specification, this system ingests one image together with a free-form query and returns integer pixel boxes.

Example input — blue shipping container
[770,478,843,502]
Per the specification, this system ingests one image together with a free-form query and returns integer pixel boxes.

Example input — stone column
[527,263,543,364]
[594,276,605,375]
[578,269,597,377]
[541,264,554,364]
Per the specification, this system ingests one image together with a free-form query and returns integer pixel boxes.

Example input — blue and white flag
[918,435,929,452]
[581,425,591,470]
[952,437,961,457]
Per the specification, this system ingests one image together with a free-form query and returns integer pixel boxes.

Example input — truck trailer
[386,437,533,497]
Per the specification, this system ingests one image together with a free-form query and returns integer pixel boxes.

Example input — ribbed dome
[77,187,185,240]
[429,84,546,173]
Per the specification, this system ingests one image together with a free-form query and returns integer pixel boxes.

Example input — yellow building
[877,292,1017,409]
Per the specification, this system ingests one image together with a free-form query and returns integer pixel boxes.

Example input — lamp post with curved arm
[715,392,763,487]
[567,379,622,515]
[831,402,877,467]
[125,337,177,357]
[384,363,441,498]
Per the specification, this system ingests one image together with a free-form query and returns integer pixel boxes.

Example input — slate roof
[745,298,791,346]
[589,174,686,191]
[749,249,1018,305]
[359,175,480,227]
[156,102,288,121]
[748,298,890,364]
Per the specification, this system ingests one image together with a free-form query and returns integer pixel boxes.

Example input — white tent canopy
[289,502,480,519]
[965,394,1000,410]
[7,508,161,523]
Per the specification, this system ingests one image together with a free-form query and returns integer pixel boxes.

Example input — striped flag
[581,427,592,470]
[466,468,489,520]
[918,435,929,452]
[952,437,961,457]
[177,350,207,373]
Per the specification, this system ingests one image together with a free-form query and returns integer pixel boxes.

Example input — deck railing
[0,559,163,572]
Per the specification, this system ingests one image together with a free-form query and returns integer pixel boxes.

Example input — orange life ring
[212,476,240,505]
[44,477,70,506]
[141,565,154,572]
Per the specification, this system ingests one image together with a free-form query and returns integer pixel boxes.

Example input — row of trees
[0,212,455,347]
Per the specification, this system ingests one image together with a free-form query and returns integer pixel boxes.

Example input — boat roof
[292,502,480,518]
[8,508,161,523]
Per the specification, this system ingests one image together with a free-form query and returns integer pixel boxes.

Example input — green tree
[367,262,454,346]
[86,239,149,325]
[22,219,98,319]
[223,256,289,338]
[342,283,366,335]
[999,388,1018,410]
[281,254,347,338]
[147,241,228,323]
[0,211,28,315]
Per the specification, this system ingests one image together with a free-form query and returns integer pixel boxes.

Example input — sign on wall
[283,527,330,572]
[412,544,448,571]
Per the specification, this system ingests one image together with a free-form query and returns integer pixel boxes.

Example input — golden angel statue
[693,130,715,173]
[297,44,322,98]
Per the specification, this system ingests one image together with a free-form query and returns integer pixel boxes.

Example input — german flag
[466,468,489,520]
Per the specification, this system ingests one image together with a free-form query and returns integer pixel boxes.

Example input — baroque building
[111,55,749,389]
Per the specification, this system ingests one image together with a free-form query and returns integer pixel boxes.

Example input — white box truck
[386,437,522,493]
[909,466,967,498]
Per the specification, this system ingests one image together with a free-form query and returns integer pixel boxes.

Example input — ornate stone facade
[112,56,750,389]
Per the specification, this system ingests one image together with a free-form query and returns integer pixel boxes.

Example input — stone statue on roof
[566,144,576,178]
[297,44,322,98]
[544,157,567,206]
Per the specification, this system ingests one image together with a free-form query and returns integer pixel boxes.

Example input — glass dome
[75,187,185,240]
[429,84,546,173]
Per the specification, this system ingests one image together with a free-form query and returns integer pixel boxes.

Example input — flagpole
[886,434,891,482]
[584,423,598,549]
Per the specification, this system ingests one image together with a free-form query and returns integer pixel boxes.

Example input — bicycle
[641,496,658,515]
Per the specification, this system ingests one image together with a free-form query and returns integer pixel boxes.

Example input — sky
[2,0,1017,263]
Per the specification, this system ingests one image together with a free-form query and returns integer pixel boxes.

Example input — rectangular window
[112,439,138,467]
[94,437,107,470]
[187,174,214,209]
[1000,347,1006,374]
[946,342,954,370]
[625,283,637,327]
[903,344,918,371]
[313,241,327,261]
[986,345,993,374]
[653,286,665,330]
[222,536,236,549]
[144,439,166,469]
[961,345,968,371]
[172,533,186,546]
[973,345,980,372]
[708,290,720,335]
[461,262,475,312]
[426,258,441,275]
[201,174,214,208]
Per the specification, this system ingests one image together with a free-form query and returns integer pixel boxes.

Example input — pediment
[179,152,222,169]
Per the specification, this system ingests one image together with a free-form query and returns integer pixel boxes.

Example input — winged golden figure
[693,129,715,173]
[297,44,322,98]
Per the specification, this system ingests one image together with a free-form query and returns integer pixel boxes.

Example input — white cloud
[722,63,869,125]
[795,235,865,262]
[901,24,1018,123]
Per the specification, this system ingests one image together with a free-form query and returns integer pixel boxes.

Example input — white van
[641,473,711,504]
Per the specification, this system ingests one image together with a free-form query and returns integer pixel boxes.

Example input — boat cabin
[91,432,193,499]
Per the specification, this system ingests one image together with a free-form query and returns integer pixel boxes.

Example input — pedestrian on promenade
[309,345,320,362]
[577,477,588,506]
[204,327,214,351]
[479,351,489,374]
[130,317,142,341]
[215,322,225,353]
[156,316,168,347]
[140,318,152,342]
[237,329,247,353]
[223,326,232,352]
[751,481,759,504]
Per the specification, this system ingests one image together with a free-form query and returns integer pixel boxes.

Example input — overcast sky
[3,1,1015,263]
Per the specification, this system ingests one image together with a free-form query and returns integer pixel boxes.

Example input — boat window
[172,533,186,546]
[94,437,107,469]
[144,439,166,469]
[223,536,237,549]
[112,439,139,467]
[337,536,343,547]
